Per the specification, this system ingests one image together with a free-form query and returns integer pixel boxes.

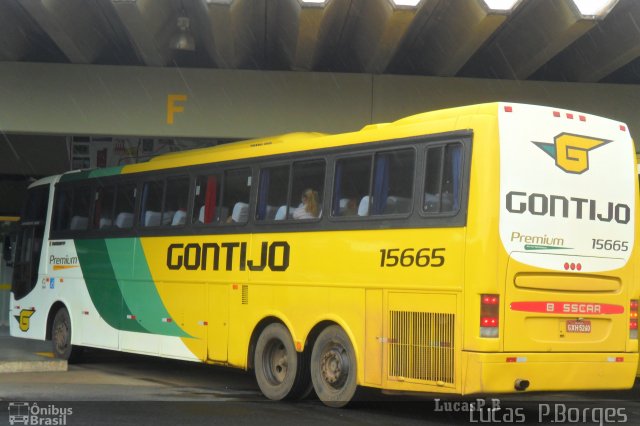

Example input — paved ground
[0,327,66,373]
[2,327,640,425]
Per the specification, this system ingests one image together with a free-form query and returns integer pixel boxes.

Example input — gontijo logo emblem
[533,133,611,174]
[13,309,35,332]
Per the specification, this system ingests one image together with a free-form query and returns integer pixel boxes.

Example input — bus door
[12,184,50,301]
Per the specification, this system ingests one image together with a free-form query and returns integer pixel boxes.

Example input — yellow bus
[9,102,639,407]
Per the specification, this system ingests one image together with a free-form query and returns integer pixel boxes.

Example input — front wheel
[51,307,82,362]
[310,325,357,408]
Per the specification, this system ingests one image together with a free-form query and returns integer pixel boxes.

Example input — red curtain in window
[204,176,217,223]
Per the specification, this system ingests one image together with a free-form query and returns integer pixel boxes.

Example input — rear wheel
[254,323,310,401]
[51,307,82,362]
[310,325,357,408]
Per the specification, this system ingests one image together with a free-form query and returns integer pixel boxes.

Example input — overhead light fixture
[170,16,195,51]
[571,0,618,18]
[298,0,328,6]
[390,0,421,7]
[480,0,522,12]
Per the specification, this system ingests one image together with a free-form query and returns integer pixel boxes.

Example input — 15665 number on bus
[379,248,445,268]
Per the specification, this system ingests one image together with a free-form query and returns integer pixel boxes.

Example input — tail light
[480,294,499,338]
[630,300,638,339]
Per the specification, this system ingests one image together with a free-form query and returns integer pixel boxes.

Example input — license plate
[566,320,591,333]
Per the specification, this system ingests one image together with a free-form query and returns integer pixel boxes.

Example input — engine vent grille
[388,311,455,384]
[242,285,248,305]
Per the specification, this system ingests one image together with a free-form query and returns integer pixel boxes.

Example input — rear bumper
[461,351,638,395]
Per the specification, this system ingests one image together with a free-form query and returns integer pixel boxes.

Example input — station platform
[0,326,67,373]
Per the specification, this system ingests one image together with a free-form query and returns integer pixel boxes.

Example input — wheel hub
[54,321,69,352]
[266,341,288,384]
[320,345,349,389]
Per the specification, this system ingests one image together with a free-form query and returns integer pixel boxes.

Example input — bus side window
[424,143,462,214]
[164,177,189,226]
[256,165,289,221]
[93,184,115,230]
[290,160,325,220]
[141,180,164,227]
[52,187,73,231]
[223,168,251,225]
[371,149,414,216]
[52,186,91,231]
[193,174,221,225]
[114,183,136,229]
[332,156,371,217]
[69,186,91,231]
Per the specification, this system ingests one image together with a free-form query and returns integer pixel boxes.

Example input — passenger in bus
[293,188,320,219]
[339,197,358,216]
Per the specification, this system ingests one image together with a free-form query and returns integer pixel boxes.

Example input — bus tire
[51,307,82,362]
[254,323,308,401]
[310,325,357,408]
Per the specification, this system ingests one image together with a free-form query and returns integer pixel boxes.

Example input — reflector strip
[504,106,513,112]
[198,321,208,326]
[82,310,89,315]
[510,301,624,315]
[162,317,172,323]
[126,314,136,320]
[553,111,561,117]
[607,357,624,362]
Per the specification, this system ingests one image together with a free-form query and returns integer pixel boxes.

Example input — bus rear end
[464,103,638,394]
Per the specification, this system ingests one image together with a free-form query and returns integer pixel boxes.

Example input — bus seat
[424,193,440,212]
[441,192,454,211]
[171,210,187,226]
[144,211,161,227]
[274,205,287,221]
[231,202,249,223]
[115,212,133,228]
[70,215,88,230]
[338,198,349,213]
[198,205,205,223]
[274,205,292,220]
[385,196,411,214]
[424,192,454,212]
[358,196,370,216]
[265,205,278,220]
[162,210,175,226]
[99,217,112,229]
[216,206,229,223]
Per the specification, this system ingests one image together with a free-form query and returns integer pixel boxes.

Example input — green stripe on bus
[89,166,124,179]
[106,238,189,338]
[59,166,123,183]
[75,239,146,333]
[59,171,93,183]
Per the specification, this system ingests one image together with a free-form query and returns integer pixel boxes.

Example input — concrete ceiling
[0,0,638,84]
